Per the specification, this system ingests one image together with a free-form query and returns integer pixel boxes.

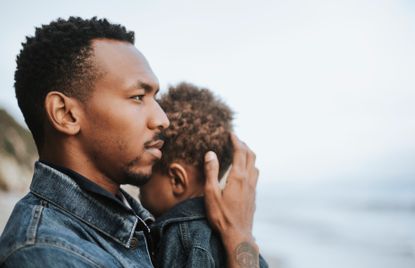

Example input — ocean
[254,179,415,268]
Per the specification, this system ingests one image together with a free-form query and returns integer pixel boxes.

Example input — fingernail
[205,151,217,162]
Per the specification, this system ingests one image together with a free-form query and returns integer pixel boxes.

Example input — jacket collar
[30,161,154,248]
[151,197,206,239]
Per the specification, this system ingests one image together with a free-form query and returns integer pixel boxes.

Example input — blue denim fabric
[151,197,268,268]
[0,162,155,267]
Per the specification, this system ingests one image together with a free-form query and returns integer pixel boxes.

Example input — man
[0,17,259,267]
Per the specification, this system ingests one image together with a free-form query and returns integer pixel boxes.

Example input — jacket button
[130,237,139,249]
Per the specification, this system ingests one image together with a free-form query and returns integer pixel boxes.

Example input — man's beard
[122,131,165,187]
[123,169,151,187]
[122,156,152,186]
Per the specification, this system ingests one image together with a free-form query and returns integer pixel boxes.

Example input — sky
[1,0,414,183]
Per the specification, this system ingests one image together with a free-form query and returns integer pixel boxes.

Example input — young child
[139,82,268,267]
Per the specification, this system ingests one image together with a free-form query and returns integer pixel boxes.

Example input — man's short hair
[156,82,234,180]
[14,16,135,148]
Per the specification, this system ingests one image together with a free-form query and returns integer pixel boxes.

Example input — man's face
[79,39,169,187]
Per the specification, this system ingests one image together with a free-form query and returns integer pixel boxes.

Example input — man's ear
[168,163,188,196]
[44,91,82,136]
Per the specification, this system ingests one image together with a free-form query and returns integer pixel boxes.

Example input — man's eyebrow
[136,81,159,94]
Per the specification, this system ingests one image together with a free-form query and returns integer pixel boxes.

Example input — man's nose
[148,100,170,130]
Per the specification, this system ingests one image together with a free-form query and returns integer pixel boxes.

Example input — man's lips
[145,139,164,150]
[145,139,164,159]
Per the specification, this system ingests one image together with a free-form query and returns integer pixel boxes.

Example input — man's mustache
[144,132,166,147]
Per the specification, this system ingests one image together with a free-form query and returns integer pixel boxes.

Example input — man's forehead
[90,38,159,91]
[91,39,149,70]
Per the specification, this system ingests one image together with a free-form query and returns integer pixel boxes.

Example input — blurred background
[1,0,414,267]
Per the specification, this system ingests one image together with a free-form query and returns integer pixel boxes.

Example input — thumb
[204,151,221,196]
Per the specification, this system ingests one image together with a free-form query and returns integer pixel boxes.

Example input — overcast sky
[1,0,414,183]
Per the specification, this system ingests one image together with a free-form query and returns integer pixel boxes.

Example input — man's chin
[123,170,151,187]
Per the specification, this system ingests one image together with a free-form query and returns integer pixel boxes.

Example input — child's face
[139,169,174,217]
[139,162,204,217]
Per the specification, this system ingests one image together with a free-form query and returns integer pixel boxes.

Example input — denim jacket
[151,197,268,268]
[0,162,155,267]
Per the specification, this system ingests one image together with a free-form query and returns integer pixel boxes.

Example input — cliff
[0,108,37,192]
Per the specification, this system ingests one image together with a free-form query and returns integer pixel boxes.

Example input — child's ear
[167,163,188,196]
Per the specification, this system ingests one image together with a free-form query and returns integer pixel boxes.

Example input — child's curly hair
[156,82,234,180]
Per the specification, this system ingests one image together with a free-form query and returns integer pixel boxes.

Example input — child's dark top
[150,197,268,267]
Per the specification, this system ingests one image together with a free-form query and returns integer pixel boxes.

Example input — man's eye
[131,95,145,101]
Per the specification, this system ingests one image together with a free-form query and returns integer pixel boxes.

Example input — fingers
[204,151,221,198]
[245,144,256,169]
[230,133,258,185]
[204,151,223,229]
[230,133,247,172]
[245,145,258,188]
[249,167,260,189]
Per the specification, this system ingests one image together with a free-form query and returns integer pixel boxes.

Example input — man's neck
[40,145,120,194]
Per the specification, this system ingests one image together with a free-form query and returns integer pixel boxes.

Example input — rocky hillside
[0,108,37,192]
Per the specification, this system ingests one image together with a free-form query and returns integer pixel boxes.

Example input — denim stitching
[31,163,139,247]
[179,222,190,253]
[191,245,216,264]
[139,232,154,267]
[2,242,106,268]
[31,191,138,248]
[26,204,44,244]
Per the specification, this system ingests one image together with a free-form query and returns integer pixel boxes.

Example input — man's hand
[204,133,259,268]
